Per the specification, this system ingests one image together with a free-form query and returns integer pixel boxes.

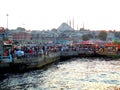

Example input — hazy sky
[0,0,120,30]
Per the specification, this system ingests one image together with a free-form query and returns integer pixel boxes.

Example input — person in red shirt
[3,50,8,56]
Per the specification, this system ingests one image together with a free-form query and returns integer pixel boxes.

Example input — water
[0,58,120,90]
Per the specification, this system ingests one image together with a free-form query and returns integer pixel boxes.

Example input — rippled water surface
[0,58,120,90]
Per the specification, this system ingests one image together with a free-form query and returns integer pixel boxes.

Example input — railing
[61,49,95,57]
[12,51,61,61]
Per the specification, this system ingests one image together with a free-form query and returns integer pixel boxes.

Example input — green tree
[82,34,93,41]
[97,31,107,41]
[115,32,120,38]
[16,27,26,31]
[114,40,120,44]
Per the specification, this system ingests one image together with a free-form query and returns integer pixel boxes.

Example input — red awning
[81,40,94,45]
[3,40,12,45]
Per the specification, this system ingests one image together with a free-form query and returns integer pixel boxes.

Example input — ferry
[90,41,119,57]
[71,40,120,57]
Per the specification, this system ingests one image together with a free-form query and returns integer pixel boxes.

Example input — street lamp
[6,14,9,30]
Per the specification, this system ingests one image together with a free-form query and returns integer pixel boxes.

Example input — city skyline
[0,0,120,30]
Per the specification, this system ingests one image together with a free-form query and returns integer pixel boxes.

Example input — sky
[0,0,120,30]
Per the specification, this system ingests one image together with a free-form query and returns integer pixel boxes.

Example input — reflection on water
[0,58,120,90]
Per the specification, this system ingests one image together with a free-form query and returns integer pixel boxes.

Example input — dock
[0,49,120,73]
[0,52,61,73]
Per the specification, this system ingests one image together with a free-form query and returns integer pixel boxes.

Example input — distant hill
[57,23,73,32]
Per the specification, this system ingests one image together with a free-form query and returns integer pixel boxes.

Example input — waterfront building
[4,22,120,45]
[13,32,31,45]
[107,32,116,41]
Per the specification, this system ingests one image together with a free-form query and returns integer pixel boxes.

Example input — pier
[0,52,61,73]
[1,49,120,74]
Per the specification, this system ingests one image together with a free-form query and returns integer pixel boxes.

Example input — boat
[96,42,120,58]
[71,40,120,57]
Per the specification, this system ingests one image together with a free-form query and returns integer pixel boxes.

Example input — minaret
[72,17,74,30]
[6,14,9,30]
[69,20,71,27]
[77,24,78,30]
[83,22,84,29]
[67,19,69,25]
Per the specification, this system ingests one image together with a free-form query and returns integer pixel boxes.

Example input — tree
[114,40,120,44]
[82,34,93,41]
[97,31,107,41]
[115,32,120,39]
[16,27,26,31]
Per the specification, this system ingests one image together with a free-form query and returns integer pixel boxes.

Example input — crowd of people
[10,44,60,59]
[9,43,96,59]
[2,42,118,60]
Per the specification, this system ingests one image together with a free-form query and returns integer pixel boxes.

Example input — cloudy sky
[0,0,120,30]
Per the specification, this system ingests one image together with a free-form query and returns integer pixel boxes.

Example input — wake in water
[0,58,120,90]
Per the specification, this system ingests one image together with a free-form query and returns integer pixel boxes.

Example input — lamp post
[6,14,9,30]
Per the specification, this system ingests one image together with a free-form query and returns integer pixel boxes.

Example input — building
[13,32,31,43]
